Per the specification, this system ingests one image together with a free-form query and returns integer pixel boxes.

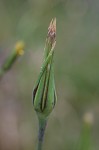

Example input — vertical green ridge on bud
[33,18,57,118]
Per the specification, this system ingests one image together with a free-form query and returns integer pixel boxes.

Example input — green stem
[76,123,92,150]
[0,52,17,80]
[37,117,47,150]
[0,68,4,79]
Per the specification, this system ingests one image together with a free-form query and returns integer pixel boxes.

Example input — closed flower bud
[33,18,57,118]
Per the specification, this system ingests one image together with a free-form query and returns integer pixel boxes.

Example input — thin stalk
[37,117,47,150]
[0,68,4,80]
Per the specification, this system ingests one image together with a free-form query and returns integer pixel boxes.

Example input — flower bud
[33,18,57,118]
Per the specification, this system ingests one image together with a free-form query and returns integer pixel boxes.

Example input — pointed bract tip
[53,18,56,32]
[48,18,53,29]
[48,18,56,44]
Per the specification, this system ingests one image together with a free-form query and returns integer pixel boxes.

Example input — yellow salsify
[15,41,25,55]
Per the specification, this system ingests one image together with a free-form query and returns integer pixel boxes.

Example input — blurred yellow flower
[15,41,25,55]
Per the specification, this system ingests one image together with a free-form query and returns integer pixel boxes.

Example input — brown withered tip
[48,18,56,41]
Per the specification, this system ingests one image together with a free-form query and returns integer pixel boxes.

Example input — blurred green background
[0,0,99,150]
